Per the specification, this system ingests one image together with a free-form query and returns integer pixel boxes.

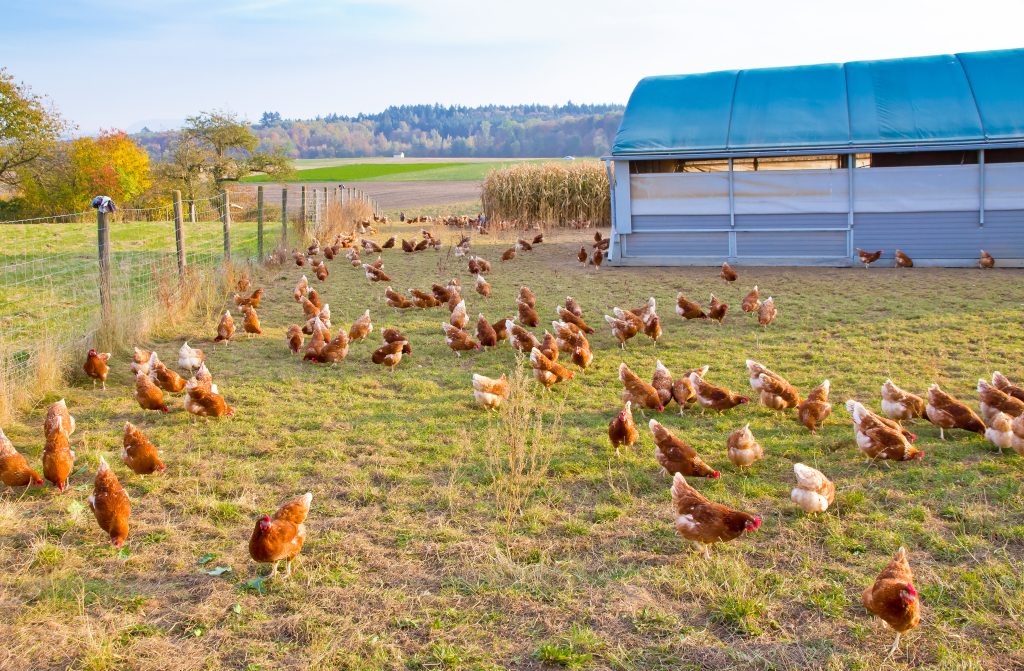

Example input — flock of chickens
[0,221,1018,656]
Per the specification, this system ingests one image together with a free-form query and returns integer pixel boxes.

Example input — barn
[605,48,1024,266]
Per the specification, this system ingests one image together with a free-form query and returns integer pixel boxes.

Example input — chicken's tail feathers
[977,378,991,393]
[670,472,692,505]
[98,455,109,472]
[993,371,1008,386]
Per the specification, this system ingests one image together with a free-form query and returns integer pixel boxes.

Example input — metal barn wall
[610,161,1024,266]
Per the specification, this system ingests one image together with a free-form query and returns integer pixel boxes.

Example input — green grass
[1,222,1023,669]
[243,159,555,183]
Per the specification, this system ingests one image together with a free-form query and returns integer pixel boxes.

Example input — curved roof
[612,48,1024,157]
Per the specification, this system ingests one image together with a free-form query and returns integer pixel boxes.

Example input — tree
[0,68,69,187]
[258,111,282,128]
[182,110,293,185]
[158,134,214,218]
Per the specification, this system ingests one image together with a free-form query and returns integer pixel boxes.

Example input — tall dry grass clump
[481,161,610,228]
[310,200,375,245]
[485,364,563,531]
[0,341,66,424]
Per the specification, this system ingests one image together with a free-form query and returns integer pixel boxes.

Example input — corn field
[481,161,610,228]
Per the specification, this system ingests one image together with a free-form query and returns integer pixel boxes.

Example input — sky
[3,0,1023,134]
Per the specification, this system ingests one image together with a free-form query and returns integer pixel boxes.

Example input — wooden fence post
[173,190,186,280]
[281,187,288,247]
[300,185,307,229]
[97,206,111,313]
[220,190,232,262]
[257,185,265,259]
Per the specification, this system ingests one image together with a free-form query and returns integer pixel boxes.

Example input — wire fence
[0,185,377,393]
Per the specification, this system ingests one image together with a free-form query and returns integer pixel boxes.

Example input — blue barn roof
[611,48,1024,157]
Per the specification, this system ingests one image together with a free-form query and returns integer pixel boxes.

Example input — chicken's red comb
[710,471,721,479]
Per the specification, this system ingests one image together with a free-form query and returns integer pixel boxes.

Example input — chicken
[184,377,235,417]
[431,283,454,304]
[233,288,263,308]
[847,400,924,461]
[300,296,320,323]
[689,372,749,412]
[348,309,373,342]
[977,379,1024,421]
[122,422,165,474]
[177,341,205,371]
[552,320,592,370]
[475,274,491,298]
[382,236,396,249]
[651,360,674,408]
[43,419,74,492]
[532,233,544,244]
[249,492,313,579]
[361,238,382,253]
[315,263,330,281]
[757,297,777,327]
[285,325,304,354]
[303,321,327,361]
[670,472,758,558]
[925,384,985,440]
[414,238,430,252]
[863,547,921,656]
[856,248,883,268]
[214,310,235,343]
[45,398,76,439]
[131,347,152,375]
[474,256,491,273]
[564,296,583,318]
[371,340,407,371]
[501,247,516,262]
[675,293,707,320]
[557,305,594,334]
[242,305,262,336]
[318,331,350,364]
[149,353,186,393]
[446,291,464,313]
[307,239,321,256]
[797,380,832,433]
[507,320,541,354]
[517,300,540,328]
[670,366,709,413]
[237,272,251,292]
[984,412,1015,453]
[880,380,926,422]
[410,288,441,309]
[894,250,913,268]
[608,401,639,455]
[362,263,389,282]
[492,316,511,342]
[382,327,411,355]
[619,362,664,412]
[450,299,469,329]
[577,247,588,265]
[604,308,642,349]
[88,457,130,548]
[726,424,763,468]
[979,249,995,268]
[385,286,414,309]
[741,286,761,313]
[476,314,498,348]
[472,373,509,410]
[134,371,169,413]
[442,323,480,356]
[746,360,800,410]
[83,349,111,389]
[401,238,414,253]
[292,276,309,302]
[539,331,558,362]
[591,248,603,268]
[720,261,737,282]
[1012,415,1024,455]
[293,250,306,266]
[992,371,1024,402]
[708,294,728,324]
[790,463,835,514]
[519,286,537,309]
[529,347,574,387]
[516,238,533,252]
[0,428,42,487]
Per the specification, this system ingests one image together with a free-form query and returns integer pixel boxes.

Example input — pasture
[242,160,556,184]
[1,221,1023,670]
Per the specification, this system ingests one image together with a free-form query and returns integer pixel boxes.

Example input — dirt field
[232,181,482,210]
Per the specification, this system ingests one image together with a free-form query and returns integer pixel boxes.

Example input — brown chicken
[690,372,749,412]
[577,246,588,265]
[552,320,592,369]
[863,547,921,655]
[304,322,327,361]
[362,264,389,282]
[670,365,710,412]
[880,379,926,422]
[564,296,584,317]
[708,294,728,324]
[605,308,643,349]
[501,247,516,262]
[442,323,480,356]
[650,419,718,479]
[242,305,262,336]
[741,286,761,313]
[45,398,75,439]
[675,293,708,320]
[472,373,509,410]
[43,419,74,492]
[539,331,558,362]
[797,380,832,433]
[516,238,533,252]
[349,309,373,342]
[449,299,469,330]
[977,379,1024,421]
[507,320,541,354]
[894,250,913,268]
[979,249,995,268]
[372,340,407,370]
[670,472,758,559]
[150,355,187,393]
[131,347,152,375]
[608,401,640,455]
[791,463,835,513]
[315,263,329,281]
[234,288,263,308]
[619,362,664,412]
[591,248,603,268]
[135,371,169,413]
[926,384,985,439]
[847,400,923,461]
[410,288,441,309]
[382,327,411,355]
[0,428,42,487]
[122,422,165,474]
[286,324,304,354]
[184,377,235,417]
[476,314,498,348]
[651,360,674,408]
[557,305,595,334]
[214,310,235,343]
[293,250,306,266]
[293,275,309,302]
[89,457,130,548]
[757,296,777,327]
[475,274,491,298]
[385,286,414,309]
[856,248,882,268]
[746,360,800,410]
[726,424,763,468]
[318,331,350,364]
[719,261,738,282]
[249,492,313,579]
[529,347,574,388]
[517,300,539,328]
[492,316,511,342]
[414,238,430,252]
[361,238,382,253]
[237,272,251,292]
[992,371,1024,402]
[431,282,454,304]
[83,348,111,389]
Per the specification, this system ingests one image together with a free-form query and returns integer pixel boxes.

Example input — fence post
[257,185,265,259]
[300,185,307,229]
[220,190,232,263]
[173,190,186,281]
[97,206,111,313]
[281,187,288,247]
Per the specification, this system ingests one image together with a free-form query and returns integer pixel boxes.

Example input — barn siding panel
[733,213,848,230]
[631,215,730,232]
[736,230,847,257]
[853,211,981,259]
[980,210,1024,258]
[621,232,729,257]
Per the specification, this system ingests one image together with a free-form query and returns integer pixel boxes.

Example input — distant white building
[393,152,405,159]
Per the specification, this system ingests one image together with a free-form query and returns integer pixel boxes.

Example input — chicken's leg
[939,427,946,441]
[701,543,711,560]
[284,559,293,578]
[269,560,279,578]
[886,632,902,658]
[101,381,106,391]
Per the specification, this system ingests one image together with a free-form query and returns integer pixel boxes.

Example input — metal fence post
[281,187,288,247]
[173,190,186,280]
[257,185,265,259]
[220,190,232,262]
[97,206,111,313]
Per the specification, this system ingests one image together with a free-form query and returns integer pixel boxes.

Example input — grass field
[242,160,557,183]
[1,223,1023,670]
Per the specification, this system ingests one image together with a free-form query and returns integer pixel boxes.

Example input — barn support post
[847,153,855,259]
[727,158,737,258]
[256,185,265,260]
[979,149,985,227]
[605,159,617,260]
[173,190,186,281]
[610,160,632,264]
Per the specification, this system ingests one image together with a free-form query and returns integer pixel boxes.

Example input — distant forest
[135,103,624,159]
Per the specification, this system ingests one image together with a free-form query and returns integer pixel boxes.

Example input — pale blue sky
[3,0,1022,134]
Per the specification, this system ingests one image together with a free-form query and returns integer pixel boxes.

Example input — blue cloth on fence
[91,196,117,213]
